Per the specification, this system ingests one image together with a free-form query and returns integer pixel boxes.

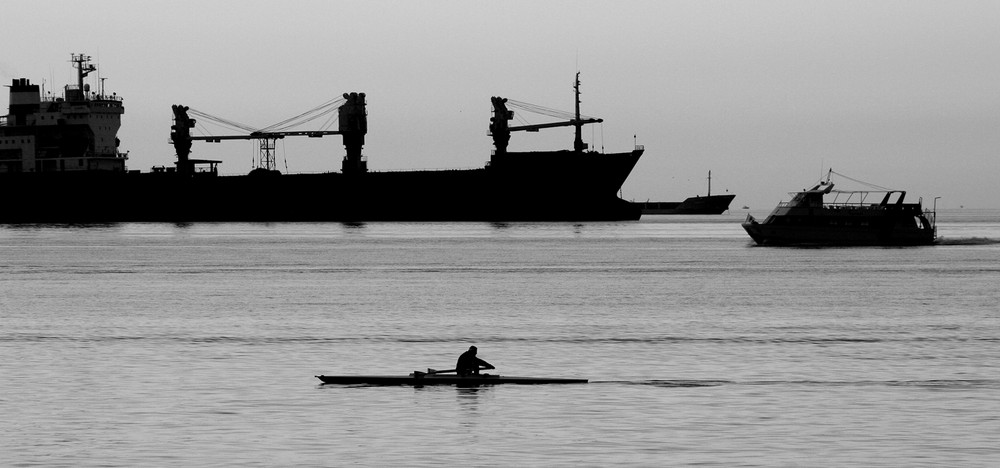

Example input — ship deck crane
[170,92,368,175]
[489,72,603,154]
[192,130,343,174]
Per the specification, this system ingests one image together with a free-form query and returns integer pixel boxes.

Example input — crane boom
[508,118,602,133]
[191,130,343,142]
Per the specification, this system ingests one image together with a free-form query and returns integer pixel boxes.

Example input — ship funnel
[8,78,40,124]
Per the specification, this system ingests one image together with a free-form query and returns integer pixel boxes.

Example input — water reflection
[456,386,489,427]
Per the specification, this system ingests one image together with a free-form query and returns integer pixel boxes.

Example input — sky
[3,0,999,209]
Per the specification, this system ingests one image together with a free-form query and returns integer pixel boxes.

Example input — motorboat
[742,170,937,246]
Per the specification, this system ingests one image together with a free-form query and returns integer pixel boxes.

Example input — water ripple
[3,333,997,345]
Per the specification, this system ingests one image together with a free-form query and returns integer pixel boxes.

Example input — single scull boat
[316,369,587,386]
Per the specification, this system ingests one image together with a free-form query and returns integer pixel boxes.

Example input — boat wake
[596,378,1000,389]
[936,237,1000,246]
[740,379,1000,390]
[601,380,731,387]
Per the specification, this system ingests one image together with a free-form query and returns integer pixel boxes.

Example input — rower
[456,346,495,376]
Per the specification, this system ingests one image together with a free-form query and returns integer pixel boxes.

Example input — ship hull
[0,149,642,223]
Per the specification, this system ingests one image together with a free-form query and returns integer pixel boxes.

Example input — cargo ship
[0,55,643,223]
[742,170,937,246]
[636,171,735,214]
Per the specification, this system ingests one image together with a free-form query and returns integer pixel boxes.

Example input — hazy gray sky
[4,1,999,209]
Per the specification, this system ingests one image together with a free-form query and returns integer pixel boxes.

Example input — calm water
[2,211,999,467]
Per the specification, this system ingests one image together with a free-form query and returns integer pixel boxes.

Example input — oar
[412,368,457,377]
[412,366,494,377]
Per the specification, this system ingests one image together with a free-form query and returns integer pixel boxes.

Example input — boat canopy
[788,170,911,207]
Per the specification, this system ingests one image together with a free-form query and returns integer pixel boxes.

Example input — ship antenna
[708,170,712,197]
[71,53,96,97]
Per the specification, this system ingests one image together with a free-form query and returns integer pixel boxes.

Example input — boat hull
[742,215,936,246]
[637,194,735,215]
[316,374,589,386]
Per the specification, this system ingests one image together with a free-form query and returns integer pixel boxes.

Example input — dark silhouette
[637,170,736,215]
[456,346,494,377]
[1,58,644,223]
[742,169,937,246]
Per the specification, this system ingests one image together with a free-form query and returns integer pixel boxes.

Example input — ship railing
[92,94,123,102]
[381,166,484,173]
[42,93,123,104]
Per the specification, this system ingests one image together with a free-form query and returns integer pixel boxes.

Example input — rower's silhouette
[456,346,494,376]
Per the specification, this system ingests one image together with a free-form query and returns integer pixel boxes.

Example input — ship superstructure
[1,54,126,174]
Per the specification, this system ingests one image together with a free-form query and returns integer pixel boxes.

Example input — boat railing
[824,202,885,209]
[776,200,924,213]
[825,202,925,213]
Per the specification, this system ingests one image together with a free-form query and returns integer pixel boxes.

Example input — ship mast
[71,54,96,99]
[573,72,585,153]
